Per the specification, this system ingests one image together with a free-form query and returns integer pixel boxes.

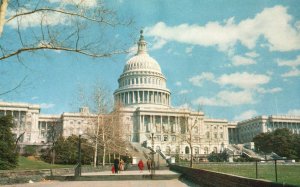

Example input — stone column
[132,91,135,103]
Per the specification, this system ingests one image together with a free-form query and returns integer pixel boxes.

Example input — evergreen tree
[253,128,299,159]
[0,115,18,169]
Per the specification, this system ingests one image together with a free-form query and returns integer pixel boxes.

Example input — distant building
[230,115,300,144]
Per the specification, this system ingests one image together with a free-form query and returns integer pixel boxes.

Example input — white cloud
[126,45,137,58]
[245,51,259,58]
[277,55,300,77]
[217,72,270,90]
[146,6,300,52]
[150,38,167,50]
[178,90,191,95]
[48,0,97,7]
[287,109,300,116]
[281,68,300,77]
[31,96,38,100]
[234,110,257,121]
[232,55,256,66]
[277,55,300,68]
[185,46,194,55]
[193,90,255,106]
[40,103,55,109]
[7,8,70,29]
[189,72,215,86]
[177,103,192,110]
[175,81,182,86]
[256,87,282,94]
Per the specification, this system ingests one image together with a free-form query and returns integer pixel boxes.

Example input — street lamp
[75,130,83,177]
[150,130,155,176]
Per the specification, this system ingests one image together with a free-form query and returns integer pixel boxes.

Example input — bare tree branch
[0,75,28,96]
[6,8,117,26]
[0,46,128,61]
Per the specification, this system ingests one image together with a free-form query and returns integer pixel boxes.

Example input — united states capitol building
[1,32,300,157]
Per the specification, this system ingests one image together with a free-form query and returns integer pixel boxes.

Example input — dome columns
[115,90,170,106]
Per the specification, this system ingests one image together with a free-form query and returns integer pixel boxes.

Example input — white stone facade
[229,115,300,144]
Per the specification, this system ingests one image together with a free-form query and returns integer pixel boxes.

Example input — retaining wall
[169,165,297,187]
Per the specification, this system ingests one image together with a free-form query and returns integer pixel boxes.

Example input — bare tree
[0,0,131,95]
[76,84,130,167]
[178,108,202,168]
[46,119,62,164]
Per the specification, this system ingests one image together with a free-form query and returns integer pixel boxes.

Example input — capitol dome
[123,54,162,73]
[114,30,171,108]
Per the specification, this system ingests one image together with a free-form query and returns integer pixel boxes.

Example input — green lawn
[191,163,300,186]
[15,156,73,170]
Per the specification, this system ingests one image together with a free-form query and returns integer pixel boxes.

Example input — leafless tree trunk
[0,0,8,36]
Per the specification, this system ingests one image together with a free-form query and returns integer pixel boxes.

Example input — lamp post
[150,130,155,176]
[76,130,83,177]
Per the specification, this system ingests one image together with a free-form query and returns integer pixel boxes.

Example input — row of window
[120,76,165,87]
[206,132,224,139]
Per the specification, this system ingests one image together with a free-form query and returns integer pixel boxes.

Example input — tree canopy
[0,115,18,169]
[253,128,300,159]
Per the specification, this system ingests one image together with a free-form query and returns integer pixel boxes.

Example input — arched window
[185,146,190,154]
[213,147,217,153]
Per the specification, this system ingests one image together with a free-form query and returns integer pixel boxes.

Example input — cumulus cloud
[40,103,55,109]
[150,38,167,50]
[277,55,300,77]
[48,0,97,7]
[245,51,259,58]
[193,90,255,106]
[217,72,270,90]
[189,72,215,86]
[185,46,194,56]
[256,87,282,94]
[7,8,70,29]
[178,89,191,95]
[234,110,258,121]
[287,109,300,116]
[231,55,256,66]
[175,81,182,86]
[145,6,300,52]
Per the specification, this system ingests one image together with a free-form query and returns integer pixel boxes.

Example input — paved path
[79,169,178,176]
[2,170,199,187]
[2,180,198,187]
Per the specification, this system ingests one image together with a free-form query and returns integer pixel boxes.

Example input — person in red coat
[138,159,144,172]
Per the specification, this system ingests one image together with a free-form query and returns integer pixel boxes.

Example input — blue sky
[1,0,300,121]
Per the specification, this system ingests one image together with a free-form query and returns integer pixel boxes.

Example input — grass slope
[193,163,300,186]
[15,156,73,170]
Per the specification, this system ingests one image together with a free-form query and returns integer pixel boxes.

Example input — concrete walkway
[80,169,178,176]
[2,179,198,187]
[2,170,199,187]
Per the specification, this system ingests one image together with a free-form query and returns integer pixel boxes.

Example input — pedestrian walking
[146,158,151,172]
[114,158,120,174]
[138,159,144,172]
[119,159,124,172]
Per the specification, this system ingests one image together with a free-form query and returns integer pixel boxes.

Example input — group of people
[112,158,155,174]
[112,158,125,174]
[138,158,155,173]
